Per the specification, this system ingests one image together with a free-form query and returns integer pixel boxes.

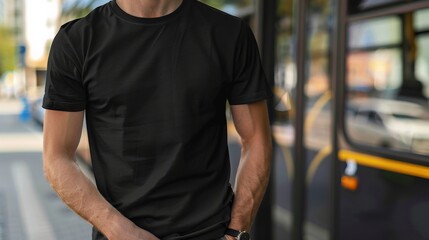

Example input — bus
[210,0,429,240]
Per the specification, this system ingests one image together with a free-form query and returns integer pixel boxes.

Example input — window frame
[339,0,429,166]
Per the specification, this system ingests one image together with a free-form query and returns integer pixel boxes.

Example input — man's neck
[115,0,183,18]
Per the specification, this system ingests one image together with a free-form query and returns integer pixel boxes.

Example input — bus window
[347,49,402,91]
[349,16,401,49]
[414,8,429,30]
[345,9,429,157]
[415,36,429,99]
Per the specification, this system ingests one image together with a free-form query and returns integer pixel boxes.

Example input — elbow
[261,134,273,171]
[241,133,272,150]
[42,155,63,191]
[42,155,53,183]
[240,134,273,166]
[42,151,60,184]
[266,126,273,156]
[263,138,273,185]
[43,141,54,182]
[266,135,273,156]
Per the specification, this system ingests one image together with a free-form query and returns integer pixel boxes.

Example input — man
[42,0,272,239]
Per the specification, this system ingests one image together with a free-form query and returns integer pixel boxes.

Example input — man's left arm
[226,100,272,239]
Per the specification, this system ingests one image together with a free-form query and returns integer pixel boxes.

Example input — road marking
[304,221,329,240]
[0,100,22,115]
[0,192,5,240]
[11,162,56,240]
[274,205,329,240]
[306,145,332,184]
[304,91,331,135]
[274,204,292,229]
[0,133,43,153]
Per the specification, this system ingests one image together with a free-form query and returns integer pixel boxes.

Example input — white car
[347,98,429,154]
[30,96,45,125]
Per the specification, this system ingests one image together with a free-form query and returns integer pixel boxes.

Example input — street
[0,99,92,240]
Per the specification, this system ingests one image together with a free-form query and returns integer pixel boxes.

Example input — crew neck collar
[110,0,187,24]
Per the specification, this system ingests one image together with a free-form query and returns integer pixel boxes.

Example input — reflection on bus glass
[349,16,400,49]
[346,5,429,157]
[347,98,429,154]
[416,36,429,97]
[347,50,402,91]
[414,8,429,30]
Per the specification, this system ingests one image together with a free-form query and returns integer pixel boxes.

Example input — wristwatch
[225,228,251,240]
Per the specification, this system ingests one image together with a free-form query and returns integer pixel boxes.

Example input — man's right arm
[43,110,159,240]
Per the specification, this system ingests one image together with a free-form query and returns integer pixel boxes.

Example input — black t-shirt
[43,0,272,239]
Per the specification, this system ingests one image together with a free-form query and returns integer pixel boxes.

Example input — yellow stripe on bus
[338,150,429,179]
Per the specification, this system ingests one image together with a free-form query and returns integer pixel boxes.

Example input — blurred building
[0,0,26,98]
[0,0,9,25]
[0,0,4,24]
[24,0,61,67]
[0,0,24,46]
[0,0,61,98]
[23,0,62,98]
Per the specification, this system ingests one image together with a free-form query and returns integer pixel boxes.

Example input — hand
[123,226,160,240]
[105,220,159,240]
[224,235,235,240]
[108,227,159,240]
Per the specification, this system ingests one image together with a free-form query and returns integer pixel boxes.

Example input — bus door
[273,0,335,239]
[336,1,429,239]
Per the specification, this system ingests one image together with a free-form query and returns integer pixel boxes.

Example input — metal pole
[292,0,308,239]
[329,0,346,239]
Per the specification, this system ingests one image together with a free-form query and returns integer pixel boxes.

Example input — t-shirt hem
[92,225,226,240]
[188,228,225,240]
[228,91,273,105]
[42,100,85,112]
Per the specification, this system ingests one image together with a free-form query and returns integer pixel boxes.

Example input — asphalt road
[0,99,92,240]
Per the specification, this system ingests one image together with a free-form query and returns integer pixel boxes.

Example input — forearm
[228,138,272,232]
[43,156,135,239]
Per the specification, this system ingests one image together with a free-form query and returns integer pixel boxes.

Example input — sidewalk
[0,98,92,240]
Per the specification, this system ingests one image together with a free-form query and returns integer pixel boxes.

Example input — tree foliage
[61,0,101,21]
[0,26,16,77]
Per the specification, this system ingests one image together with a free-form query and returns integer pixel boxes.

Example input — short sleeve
[42,29,86,111]
[226,22,273,105]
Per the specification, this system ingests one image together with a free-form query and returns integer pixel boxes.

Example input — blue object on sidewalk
[20,96,31,122]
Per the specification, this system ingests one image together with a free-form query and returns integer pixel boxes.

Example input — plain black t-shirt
[43,0,272,239]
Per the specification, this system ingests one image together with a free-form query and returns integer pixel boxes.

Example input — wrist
[225,228,251,240]
[228,212,252,231]
[225,235,235,240]
[102,208,135,239]
[227,221,250,233]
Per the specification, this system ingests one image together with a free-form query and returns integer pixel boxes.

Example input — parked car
[30,97,45,125]
[347,98,429,154]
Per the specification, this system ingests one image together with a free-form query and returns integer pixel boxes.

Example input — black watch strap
[225,228,251,240]
[225,228,240,238]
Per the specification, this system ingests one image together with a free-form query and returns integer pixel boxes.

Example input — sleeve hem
[228,91,273,105]
[42,100,85,112]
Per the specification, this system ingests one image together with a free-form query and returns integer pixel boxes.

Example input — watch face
[239,232,250,240]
